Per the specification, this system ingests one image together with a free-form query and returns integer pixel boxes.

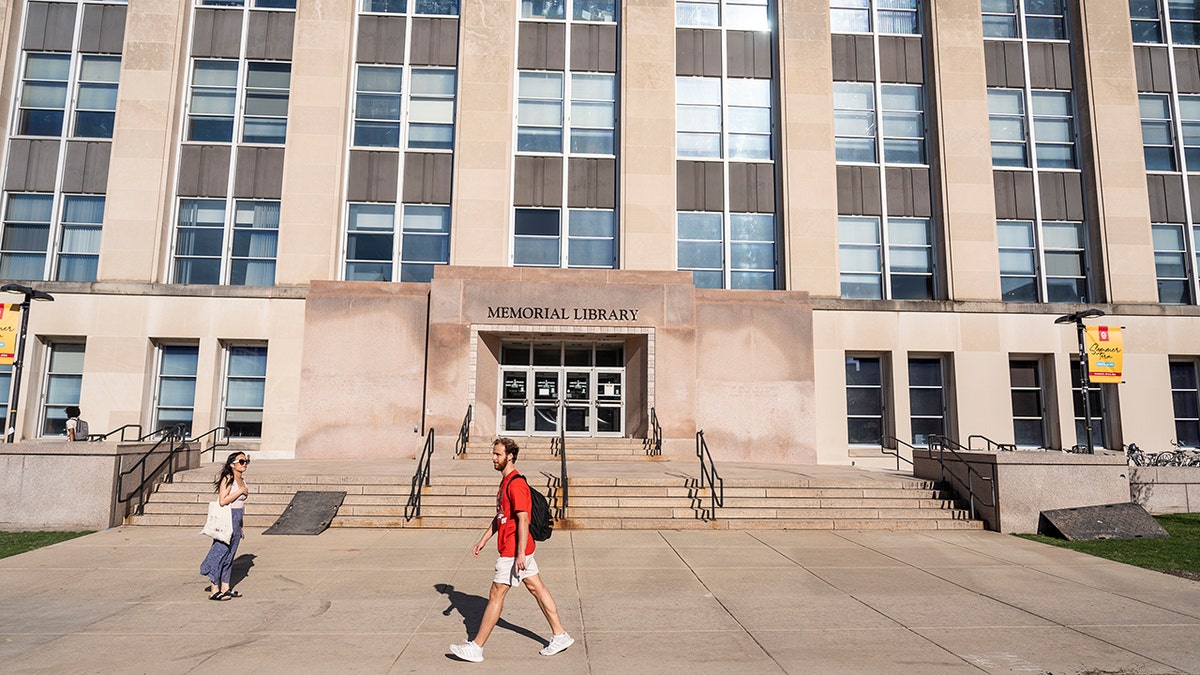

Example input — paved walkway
[1,526,1198,673]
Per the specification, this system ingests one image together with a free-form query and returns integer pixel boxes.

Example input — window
[877,0,919,35]
[677,0,719,27]
[1153,224,1194,303]
[361,0,460,14]
[834,82,876,163]
[981,0,1018,38]
[1069,359,1108,449]
[677,77,722,159]
[1130,0,1164,43]
[571,73,616,155]
[831,0,870,33]
[1178,95,1200,170]
[997,219,1090,303]
[242,62,290,144]
[678,212,724,289]
[846,355,886,445]
[344,203,450,282]
[988,89,1028,167]
[838,216,934,300]
[567,210,617,268]
[1042,221,1087,302]
[677,212,775,289]
[345,203,394,281]
[1024,0,1067,40]
[16,54,70,137]
[1140,93,1176,171]
[409,69,456,150]
[1169,0,1200,44]
[1009,358,1046,447]
[399,205,450,282]
[520,0,615,21]
[998,220,1038,301]
[41,342,85,438]
[187,60,238,142]
[223,345,266,438]
[0,194,53,281]
[882,85,925,164]
[75,55,120,139]
[727,78,772,160]
[513,209,561,267]
[199,0,297,7]
[1170,360,1200,447]
[353,66,402,148]
[173,199,278,286]
[724,0,768,30]
[1031,90,1076,169]
[517,72,564,154]
[908,357,947,446]
[57,195,104,282]
[154,345,199,437]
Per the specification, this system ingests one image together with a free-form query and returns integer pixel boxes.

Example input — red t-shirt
[496,471,536,557]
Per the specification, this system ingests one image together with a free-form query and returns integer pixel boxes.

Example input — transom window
[521,0,616,22]
[831,0,919,35]
[360,0,460,15]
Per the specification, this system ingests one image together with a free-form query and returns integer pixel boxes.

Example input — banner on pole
[0,304,19,366]
[1085,325,1123,384]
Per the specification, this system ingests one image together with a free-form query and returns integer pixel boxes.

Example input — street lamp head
[1079,308,1105,319]
[0,282,34,296]
[1055,308,1106,324]
[1054,314,1074,324]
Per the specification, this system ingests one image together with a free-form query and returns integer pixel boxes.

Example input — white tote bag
[202,501,234,544]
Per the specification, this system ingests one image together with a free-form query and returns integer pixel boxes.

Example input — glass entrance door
[498,341,625,437]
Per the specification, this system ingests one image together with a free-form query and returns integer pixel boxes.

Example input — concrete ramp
[263,491,346,535]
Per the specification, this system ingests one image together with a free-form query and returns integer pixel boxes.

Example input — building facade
[0,0,1197,464]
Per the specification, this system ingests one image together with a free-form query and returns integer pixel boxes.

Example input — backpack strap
[505,472,528,520]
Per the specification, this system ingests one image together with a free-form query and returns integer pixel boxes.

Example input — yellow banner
[0,304,19,366]
[1085,325,1123,384]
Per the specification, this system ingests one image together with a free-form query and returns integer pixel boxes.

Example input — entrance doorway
[498,341,624,436]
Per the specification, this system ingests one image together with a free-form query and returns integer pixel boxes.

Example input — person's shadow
[435,583,546,645]
[231,554,256,587]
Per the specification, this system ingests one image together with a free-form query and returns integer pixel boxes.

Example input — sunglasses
[234,458,251,465]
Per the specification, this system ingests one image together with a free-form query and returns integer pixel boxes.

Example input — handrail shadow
[695,430,723,520]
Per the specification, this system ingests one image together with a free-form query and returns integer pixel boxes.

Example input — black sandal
[209,591,230,601]
[223,590,242,599]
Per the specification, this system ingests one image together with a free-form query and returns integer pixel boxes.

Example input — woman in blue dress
[200,451,249,600]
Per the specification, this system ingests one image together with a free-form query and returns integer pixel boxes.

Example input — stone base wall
[1130,467,1200,514]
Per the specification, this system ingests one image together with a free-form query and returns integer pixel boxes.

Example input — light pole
[1054,308,1105,454]
[2,283,55,443]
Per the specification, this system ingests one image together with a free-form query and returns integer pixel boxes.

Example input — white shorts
[493,555,539,586]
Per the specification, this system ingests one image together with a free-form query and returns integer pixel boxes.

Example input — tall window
[1009,358,1047,447]
[345,2,459,282]
[0,2,126,283]
[908,356,947,446]
[846,355,886,445]
[1170,359,1200,447]
[986,0,1092,303]
[41,342,85,437]
[1134,4,1200,305]
[832,1,935,300]
[674,0,777,289]
[173,200,279,285]
[154,345,199,437]
[223,345,267,438]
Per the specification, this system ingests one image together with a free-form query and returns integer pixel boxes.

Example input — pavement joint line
[662,531,788,675]
[563,531,593,672]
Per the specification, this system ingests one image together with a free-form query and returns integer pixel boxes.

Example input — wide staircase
[128,436,983,531]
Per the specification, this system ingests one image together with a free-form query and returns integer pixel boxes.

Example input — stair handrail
[455,405,472,457]
[404,428,436,521]
[695,430,724,517]
[928,434,996,524]
[136,423,187,442]
[967,434,1017,452]
[558,408,569,510]
[116,424,190,516]
[878,435,916,471]
[645,407,662,456]
[192,426,231,461]
[92,423,143,442]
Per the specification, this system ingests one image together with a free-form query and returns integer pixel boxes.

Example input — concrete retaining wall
[0,441,199,530]
[1130,467,1200,514]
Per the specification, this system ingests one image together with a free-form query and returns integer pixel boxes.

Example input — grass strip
[0,531,93,559]
[1016,513,1200,576]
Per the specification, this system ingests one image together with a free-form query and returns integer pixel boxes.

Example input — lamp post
[2,283,55,443]
[1054,308,1105,454]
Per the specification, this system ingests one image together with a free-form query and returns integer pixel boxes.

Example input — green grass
[0,531,93,559]
[1016,513,1200,575]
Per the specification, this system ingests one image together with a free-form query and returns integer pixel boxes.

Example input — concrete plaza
[0,526,1197,674]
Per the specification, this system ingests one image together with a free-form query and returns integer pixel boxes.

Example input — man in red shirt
[449,438,574,662]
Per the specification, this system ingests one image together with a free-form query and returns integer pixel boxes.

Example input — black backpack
[511,474,553,541]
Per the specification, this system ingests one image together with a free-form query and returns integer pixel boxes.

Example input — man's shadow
[231,554,256,587]
[435,583,545,645]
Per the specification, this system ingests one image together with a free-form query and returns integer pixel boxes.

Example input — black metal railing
[878,435,916,471]
[136,424,187,442]
[405,428,436,521]
[455,405,472,457]
[116,425,190,516]
[93,424,143,442]
[967,434,1017,452]
[695,430,724,518]
[192,426,231,462]
[645,407,662,456]
[557,413,569,510]
[929,434,996,526]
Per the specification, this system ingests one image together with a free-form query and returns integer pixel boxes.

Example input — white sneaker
[450,641,484,663]
[539,632,574,656]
